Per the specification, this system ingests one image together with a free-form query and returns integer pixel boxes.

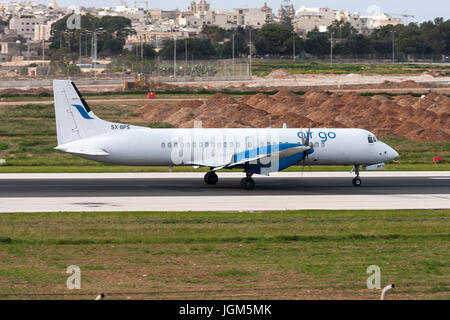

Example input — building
[34,21,54,41]
[189,0,210,14]
[360,13,403,29]
[9,15,45,40]
[0,41,21,56]
[226,4,274,28]
[293,6,336,36]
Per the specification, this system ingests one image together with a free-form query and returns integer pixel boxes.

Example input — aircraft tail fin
[53,80,111,145]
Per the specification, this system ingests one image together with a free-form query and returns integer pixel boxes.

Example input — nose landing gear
[240,172,255,190]
[352,164,362,187]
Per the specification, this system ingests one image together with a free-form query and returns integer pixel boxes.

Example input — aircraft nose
[386,145,399,161]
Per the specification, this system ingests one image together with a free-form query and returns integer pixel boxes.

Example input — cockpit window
[368,136,374,144]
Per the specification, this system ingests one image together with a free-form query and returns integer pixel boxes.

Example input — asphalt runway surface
[0,176,448,198]
[0,172,448,211]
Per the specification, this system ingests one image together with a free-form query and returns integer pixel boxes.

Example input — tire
[241,177,255,190]
[352,178,362,187]
[204,172,218,185]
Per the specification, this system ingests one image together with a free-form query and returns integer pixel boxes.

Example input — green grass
[251,62,443,76]
[0,102,448,172]
[0,210,448,299]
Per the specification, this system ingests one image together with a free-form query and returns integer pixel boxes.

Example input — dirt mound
[135,102,177,122]
[135,89,450,142]
[381,80,422,88]
[273,88,302,101]
[0,87,52,96]
[411,128,450,142]
[205,93,237,105]
[267,69,293,79]
[175,99,203,109]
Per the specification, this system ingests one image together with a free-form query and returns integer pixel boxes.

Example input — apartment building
[9,15,45,40]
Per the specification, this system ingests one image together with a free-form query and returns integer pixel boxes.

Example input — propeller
[300,128,312,175]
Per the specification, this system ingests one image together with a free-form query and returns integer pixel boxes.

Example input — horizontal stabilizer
[54,145,109,156]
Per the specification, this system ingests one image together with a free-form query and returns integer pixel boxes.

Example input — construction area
[136,89,449,142]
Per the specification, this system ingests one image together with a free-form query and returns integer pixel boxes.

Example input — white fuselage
[65,127,398,167]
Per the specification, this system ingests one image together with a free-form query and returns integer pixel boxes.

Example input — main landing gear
[352,164,362,187]
[240,172,255,190]
[204,171,218,185]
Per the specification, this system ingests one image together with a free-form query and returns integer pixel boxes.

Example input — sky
[23,0,450,22]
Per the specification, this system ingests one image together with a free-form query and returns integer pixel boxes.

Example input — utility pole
[330,33,333,65]
[185,39,187,64]
[391,30,396,63]
[293,33,295,62]
[92,31,97,81]
[79,30,82,66]
[173,36,177,79]
[248,26,252,79]
[232,33,235,77]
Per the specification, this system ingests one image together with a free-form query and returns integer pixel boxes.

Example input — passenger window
[321,142,325,148]
[248,142,252,148]
[174,142,178,147]
[314,142,319,148]
[180,143,184,148]
[192,142,196,148]
[199,142,203,147]
[224,142,227,148]
[161,142,165,148]
[168,142,172,148]
[205,142,209,148]
[236,142,240,148]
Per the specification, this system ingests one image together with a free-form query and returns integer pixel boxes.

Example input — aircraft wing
[226,145,310,168]
[187,144,311,170]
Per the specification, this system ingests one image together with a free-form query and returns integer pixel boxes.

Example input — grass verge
[0,210,448,300]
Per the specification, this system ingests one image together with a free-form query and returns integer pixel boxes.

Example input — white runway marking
[0,171,449,180]
[0,194,449,212]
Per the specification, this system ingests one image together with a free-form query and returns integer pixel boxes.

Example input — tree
[159,38,216,60]
[305,28,330,56]
[254,24,302,56]
[201,25,227,42]
[129,44,156,59]
[327,20,358,39]
[333,34,372,57]
[49,14,133,57]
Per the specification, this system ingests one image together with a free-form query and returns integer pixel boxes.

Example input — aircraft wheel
[204,172,218,185]
[352,177,362,187]
[240,177,255,190]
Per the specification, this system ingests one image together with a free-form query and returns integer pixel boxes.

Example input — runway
[0,172,449,212]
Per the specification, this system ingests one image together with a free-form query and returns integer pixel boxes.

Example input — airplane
[52,80,399,190]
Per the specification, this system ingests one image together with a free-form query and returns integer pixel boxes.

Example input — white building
[9,15,45,40]
[227,7,272,28]
[360,13,403,29]
[293,6,335,36]
[34,20,55,41]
